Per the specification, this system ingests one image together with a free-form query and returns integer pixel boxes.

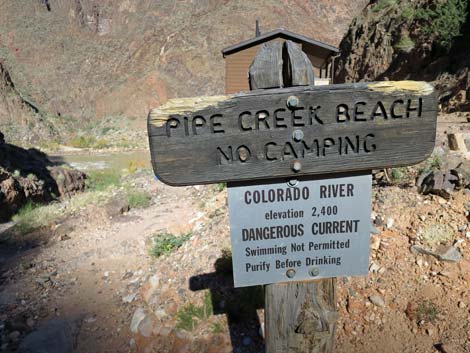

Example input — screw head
[287,179,299,187]
[292,129,304,142]
[291,160,302,173]
[286,269,296,278]
[287,96,299,108]
[309,267,320,277]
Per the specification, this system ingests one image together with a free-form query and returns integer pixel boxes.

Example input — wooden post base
[265,279,337,353]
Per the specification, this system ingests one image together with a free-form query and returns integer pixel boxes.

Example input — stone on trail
[436,246,462,262]
[130,307,146,333]
[386,217,394,229]
[18,319,80,353]
[454,160,470,189]
[105,195,130,217]
[410,245,462,263]
[122,293,136,303]
[417,170,458,199]
[447,133,468,152]
[368,295,385,307]
[137,315,155,337]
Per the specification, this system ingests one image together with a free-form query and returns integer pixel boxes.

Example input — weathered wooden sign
[228,173,371,287]
[148,81,437,186]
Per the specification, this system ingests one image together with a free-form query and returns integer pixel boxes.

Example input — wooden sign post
[147,40,437,352]
[248,41,337,353]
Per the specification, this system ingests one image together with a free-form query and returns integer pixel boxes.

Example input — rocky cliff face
[0,61,57,143]
[335,0,470,110]
[0,0,368,142]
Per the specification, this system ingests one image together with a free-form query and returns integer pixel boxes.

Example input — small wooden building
[222,28,339,94]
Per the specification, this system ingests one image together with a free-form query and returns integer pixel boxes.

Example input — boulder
[447,133,468,153]
[105,195,130,217]
[0,136,87,221]
[0,168,25,222]
[417,170,458,199]
[454,160,470,189]
[49,167,87,197]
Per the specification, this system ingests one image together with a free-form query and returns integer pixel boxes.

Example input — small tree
[416,0,467,50]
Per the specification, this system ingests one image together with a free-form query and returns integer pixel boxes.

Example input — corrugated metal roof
[222,28,339,57]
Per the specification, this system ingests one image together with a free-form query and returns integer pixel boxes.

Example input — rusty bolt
[286,269,296,278]
[292,129,304,142]
[287,95,299,108]
[291,160,302,173]
[238,148,249,162]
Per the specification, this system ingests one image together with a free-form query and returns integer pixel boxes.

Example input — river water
[48,149,151,171]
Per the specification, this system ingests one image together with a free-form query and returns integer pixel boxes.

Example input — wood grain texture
[147,81,437,186]
[256,47,337,353]
[248,41,284,90]
[285,40,315,86]
[265,280,337,353]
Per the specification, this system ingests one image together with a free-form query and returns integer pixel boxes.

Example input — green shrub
[100,127,114,135]
[69,135,109,149]
[417,300,438,323]
[390,167,407,182]
[419,153,441,174]
[415,0,467,50]
[38,139,61,151]
[93,138,110,149]
[401,6,415,20]
[176,293,213,331]
[210,321,224,334]
[372,0,397,13]
[13,202,58,235]
[12,202,37,234]
[427,154,441,171]
[86,169,122,191]
[126,160,146,174]
[70,135,96,148]
[395,34,415,52]
[149,232,192,258]
[126,189,151,209]
[214,183,226,192]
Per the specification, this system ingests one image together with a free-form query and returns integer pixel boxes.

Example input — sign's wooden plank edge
[151,154,434,187]
[148,95,233,127]
[148,81,434,127]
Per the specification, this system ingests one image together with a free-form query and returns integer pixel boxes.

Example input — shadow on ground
[189,250,265,352]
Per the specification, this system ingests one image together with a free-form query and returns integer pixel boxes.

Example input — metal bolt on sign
[291,160,302,172]
[286,269,296,278]
[287,179,299,187]
[286,95,299,108]
[292,129,304,142]
[309,267,320,277]
[238,148,249,162]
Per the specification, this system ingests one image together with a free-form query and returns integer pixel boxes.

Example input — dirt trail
[0,181,199,353]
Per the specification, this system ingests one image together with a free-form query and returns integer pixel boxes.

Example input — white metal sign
[228,173,372,287]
